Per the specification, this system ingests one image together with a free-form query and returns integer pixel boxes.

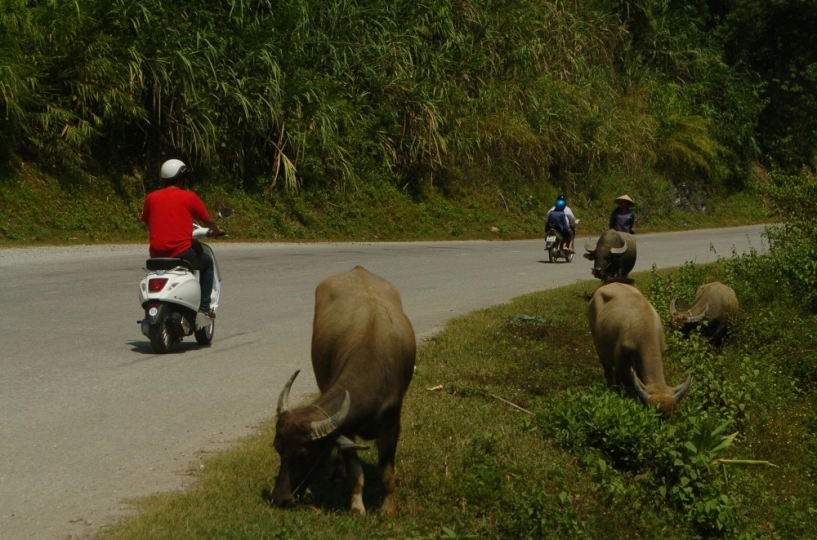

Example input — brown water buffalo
[670,281,739,346]
[271,266,416,516]
[588,282,692,417]
[584,229,637,282]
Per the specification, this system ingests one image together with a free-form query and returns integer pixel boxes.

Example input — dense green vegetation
[101,172,816,539]
[1,1,814,243]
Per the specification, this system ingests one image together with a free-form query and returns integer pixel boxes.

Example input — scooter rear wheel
[148,314,175,354]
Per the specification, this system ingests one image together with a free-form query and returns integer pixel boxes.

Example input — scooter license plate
[546,235,556,243]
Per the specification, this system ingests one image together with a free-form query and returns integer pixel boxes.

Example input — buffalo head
[631,367,692,418]
[271,370,350,507]
[669,297,708,329]
[584,230,637,281]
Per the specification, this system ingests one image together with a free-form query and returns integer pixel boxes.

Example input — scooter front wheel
[148,314,176,354]
[195,319,214,346]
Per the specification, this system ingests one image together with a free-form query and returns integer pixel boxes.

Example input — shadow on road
[127,340,208,356]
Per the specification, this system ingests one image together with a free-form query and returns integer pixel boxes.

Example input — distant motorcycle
[138,208,233,353]
[545,219,579,263]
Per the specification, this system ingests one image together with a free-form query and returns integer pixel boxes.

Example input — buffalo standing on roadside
[584,229,637,282]
[271,266,416,516]
[588,282,692,417]
[670,281,739,346]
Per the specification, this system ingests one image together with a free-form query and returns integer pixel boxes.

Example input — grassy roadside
[99,260,817,539]
[0,166,768,247]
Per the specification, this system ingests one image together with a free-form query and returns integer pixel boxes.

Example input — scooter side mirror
[218,208,235,220]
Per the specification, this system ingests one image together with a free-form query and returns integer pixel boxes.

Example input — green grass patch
[0,164,768,247]
[100,259,817,539]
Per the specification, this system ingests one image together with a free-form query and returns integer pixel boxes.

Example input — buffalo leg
[599,357,616,387]
[327,448,347,483]
[376,420,401,517]
[710,322,727,347]
[342,450,366,515]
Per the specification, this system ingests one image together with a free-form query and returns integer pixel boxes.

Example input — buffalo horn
[686,304,709,323]
[310,391,351,440]
[669,297,678,316]
[609,240,628,255]
[277,370,301,416]
[672,374,693,403]
[630,367,651,404]
[584,240,597,253]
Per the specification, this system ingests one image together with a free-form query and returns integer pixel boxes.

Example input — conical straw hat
[614,194,634,206]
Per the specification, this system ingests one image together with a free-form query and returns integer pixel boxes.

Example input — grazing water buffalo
[584,229,637,282]
[272,266,416,516]
[670,281,739,346]
[588,282,692,417]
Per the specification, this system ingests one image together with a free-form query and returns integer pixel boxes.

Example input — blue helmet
[555,198,567,211]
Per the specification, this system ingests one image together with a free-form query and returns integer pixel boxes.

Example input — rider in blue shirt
[546,196,574,252]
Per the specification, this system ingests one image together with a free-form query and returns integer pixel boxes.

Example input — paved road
[0,225,767,538]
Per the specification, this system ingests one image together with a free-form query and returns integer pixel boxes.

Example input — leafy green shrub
[538,384,745,536]
[655,416,739,536]
[668,332,758,430]
[725,170,817,311]
[718,168,817,392]
[540,386,662,472]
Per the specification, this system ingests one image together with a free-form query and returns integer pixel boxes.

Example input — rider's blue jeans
[178,247,215,311]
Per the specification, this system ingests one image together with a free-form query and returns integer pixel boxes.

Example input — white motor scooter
[138,208,233,353]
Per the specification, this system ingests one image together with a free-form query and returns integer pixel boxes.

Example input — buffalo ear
[583,253,595,261]
[336,435,369,452]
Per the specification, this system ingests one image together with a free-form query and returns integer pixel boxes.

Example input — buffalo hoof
[380,496,396,517]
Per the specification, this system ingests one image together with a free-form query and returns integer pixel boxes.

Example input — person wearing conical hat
[609,194,635,234]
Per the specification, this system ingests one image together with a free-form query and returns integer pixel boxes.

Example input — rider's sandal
[198,308,216,319]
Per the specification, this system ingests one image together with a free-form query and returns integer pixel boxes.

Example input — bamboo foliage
[0,0,757,193]
[0,2,39,134]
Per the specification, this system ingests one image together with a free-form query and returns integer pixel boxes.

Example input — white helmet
[160,159,188,182]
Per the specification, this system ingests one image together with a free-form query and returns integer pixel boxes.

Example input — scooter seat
[145,258,196,272]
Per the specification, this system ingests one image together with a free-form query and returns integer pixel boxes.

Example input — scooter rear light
[148,278,169,292]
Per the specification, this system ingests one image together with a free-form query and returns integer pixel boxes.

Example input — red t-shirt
[141,187,211,258]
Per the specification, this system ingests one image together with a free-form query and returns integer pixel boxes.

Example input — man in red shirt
[141,159,224,318]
